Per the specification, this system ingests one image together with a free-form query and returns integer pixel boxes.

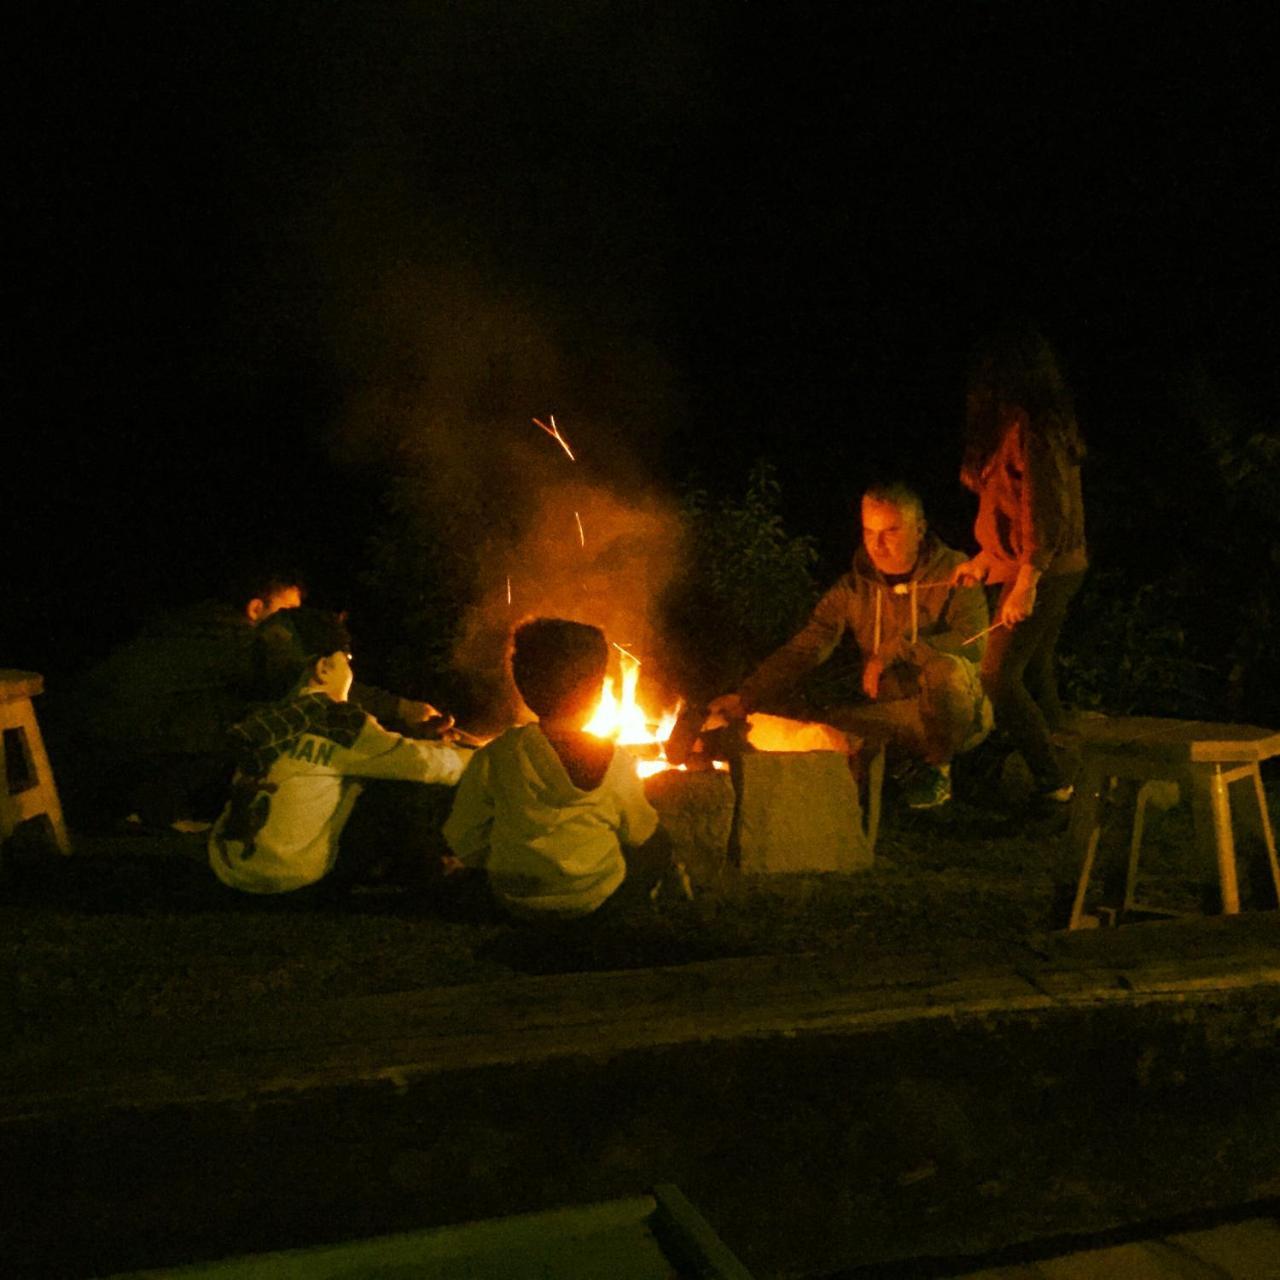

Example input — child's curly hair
[510,618,608,719]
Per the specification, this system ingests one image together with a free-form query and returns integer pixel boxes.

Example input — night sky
[10,3,1280,679]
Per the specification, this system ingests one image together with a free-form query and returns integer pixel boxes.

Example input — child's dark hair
[224,563,307,611]
[510,618,608,719]
[256,607,352,696]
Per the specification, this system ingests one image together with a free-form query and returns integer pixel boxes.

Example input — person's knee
[920,652,971,697]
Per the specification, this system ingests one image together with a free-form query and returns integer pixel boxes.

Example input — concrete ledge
[5,915,1280,1277]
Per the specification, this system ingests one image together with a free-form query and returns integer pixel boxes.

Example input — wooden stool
[0,669,70,855]
[1067,717,1280,929]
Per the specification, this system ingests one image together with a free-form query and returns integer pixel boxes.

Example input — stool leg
[1190,769,1228,912]
[1246,766,1280,907]
[864,742,885,857]
[1204,765,1240,915]
[1066,760,1104,929]
[0,699,71,856]
[1070,825,1102,930]
[1123,781,1154,912]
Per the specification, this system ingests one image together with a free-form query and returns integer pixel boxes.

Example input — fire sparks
[574,510,585,547]
[532,414,576,461]
[506,576,512,605]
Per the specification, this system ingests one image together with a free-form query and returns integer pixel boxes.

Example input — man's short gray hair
[862,482,925,522]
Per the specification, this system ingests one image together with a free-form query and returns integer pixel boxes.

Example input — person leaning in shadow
[54,566,453,832]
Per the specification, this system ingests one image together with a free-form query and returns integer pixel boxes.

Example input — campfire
[581,646,688,778]
[581,646,856,776]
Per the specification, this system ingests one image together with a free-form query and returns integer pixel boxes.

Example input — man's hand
[861,656,885,700]
[707,692,748,720]
[952,552,991,587]
[440,854,465,877]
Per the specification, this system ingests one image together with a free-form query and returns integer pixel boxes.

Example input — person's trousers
[826,651,986,765]
[981,570,1085,790]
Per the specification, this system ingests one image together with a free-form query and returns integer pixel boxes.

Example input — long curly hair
[962,326,1085,488]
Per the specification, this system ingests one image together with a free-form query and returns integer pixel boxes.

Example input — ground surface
[3,778,1244,1040]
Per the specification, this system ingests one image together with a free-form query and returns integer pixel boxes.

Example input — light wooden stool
[1067,717,1280,929]
[0,669,71,855]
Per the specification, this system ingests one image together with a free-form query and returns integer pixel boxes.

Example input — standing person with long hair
[953,326,1087,806]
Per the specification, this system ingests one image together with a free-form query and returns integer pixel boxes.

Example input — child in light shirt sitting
[442,617,672,921]
[209,608,470,898]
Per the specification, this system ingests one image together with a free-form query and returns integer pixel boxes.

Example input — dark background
[9,2,1280,684]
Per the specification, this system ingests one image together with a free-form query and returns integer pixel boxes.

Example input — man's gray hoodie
[739,533,989,711]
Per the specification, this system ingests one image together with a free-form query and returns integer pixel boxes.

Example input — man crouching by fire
[442,617,679,920]
[209,608,472,900]
[711,482,992,810]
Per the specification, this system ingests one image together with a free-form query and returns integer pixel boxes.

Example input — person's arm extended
[344,716,472,784]
[737,581,852,711]
[350,681,452,734]
[442,750,494,865]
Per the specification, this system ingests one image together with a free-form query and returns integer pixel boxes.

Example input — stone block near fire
[644,767,736,892]
[734,751,872,875]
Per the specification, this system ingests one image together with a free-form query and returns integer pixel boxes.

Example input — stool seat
[1067,716,1280,929]
[0,668,71,856]
[1068,717,1280,764]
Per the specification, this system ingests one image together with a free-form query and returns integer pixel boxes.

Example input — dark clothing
[56,601,414,828]
[964,411,1087,794]
[982,571,1084,789]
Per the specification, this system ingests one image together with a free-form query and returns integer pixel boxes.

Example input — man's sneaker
[903,763,952,810]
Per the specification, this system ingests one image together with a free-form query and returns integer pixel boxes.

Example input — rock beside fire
[734,751,872,875]
[644,751,873,885]
[644,767,736,892]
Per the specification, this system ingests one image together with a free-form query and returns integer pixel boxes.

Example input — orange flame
[583,648,680,778]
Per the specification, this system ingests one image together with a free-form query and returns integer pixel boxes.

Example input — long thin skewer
[962,620,1007,646]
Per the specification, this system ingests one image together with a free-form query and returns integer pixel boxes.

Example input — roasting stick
[962,620,1007,646]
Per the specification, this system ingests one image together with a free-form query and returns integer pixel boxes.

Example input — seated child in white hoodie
[209,608,470,897]
[442,617,669,921]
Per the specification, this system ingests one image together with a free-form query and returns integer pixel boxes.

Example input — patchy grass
[3,786,1271,1039]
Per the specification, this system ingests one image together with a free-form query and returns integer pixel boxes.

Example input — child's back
[442,618,659,919]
